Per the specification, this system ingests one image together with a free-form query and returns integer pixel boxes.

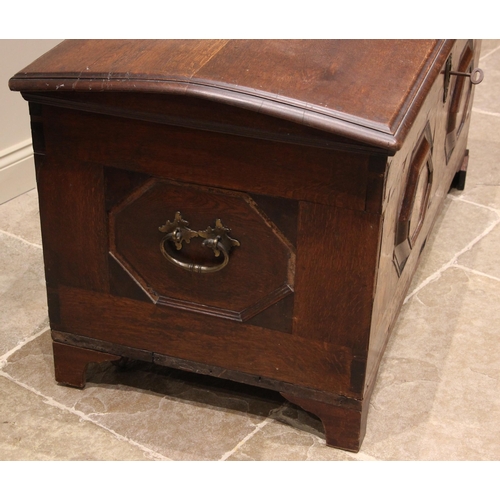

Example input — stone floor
[1,40,499,461]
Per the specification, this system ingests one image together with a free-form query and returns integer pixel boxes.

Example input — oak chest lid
[9,39,453,151]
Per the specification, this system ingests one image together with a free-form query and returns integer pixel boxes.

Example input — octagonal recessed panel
[109,179,295,321]
[394,126,433,275]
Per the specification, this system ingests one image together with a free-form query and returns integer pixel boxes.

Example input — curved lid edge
[9,40,454,153]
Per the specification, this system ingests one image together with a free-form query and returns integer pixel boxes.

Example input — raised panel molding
[108,177,296,324]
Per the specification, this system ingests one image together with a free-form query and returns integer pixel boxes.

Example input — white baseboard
[0,140,36,204]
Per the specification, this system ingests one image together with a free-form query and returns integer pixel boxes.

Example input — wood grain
[10,39,454,151]
[110,180,293,314]
[293,201,382,350]
[52,341,120,388]
[52,285,359,397]
[41,104,370,210]
[282,392,369,451]
[35,154,109,292]
[11,39,480,452]
[365,40,481,394]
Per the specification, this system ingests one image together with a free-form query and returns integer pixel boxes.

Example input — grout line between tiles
[404,215,500,303]
[349,450,378,461]
[0,369,171,461]
[0,228,42,249]
[451,264,500,283]
[479,43,500,61]
[448,192,500,215]
[218,413,275,461]
[0,325,49,369]
[471,108,500,118]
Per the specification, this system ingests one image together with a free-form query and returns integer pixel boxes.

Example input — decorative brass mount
[159,212,240,273]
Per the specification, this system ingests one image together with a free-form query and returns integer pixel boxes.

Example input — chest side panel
[366,39,482,391]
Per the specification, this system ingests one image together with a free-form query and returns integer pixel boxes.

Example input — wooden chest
[9,40,482,451]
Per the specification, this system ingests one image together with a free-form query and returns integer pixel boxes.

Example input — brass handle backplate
[159,212,240,273]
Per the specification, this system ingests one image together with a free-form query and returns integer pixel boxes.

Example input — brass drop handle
[448,67,484,85]
[159,212,240,273]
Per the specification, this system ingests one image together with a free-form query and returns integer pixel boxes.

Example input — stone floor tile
[457,222,500,279]
[361,267,500,460]
[456,110,500,209]
[465,112,500,189]
[2,330,284,461]
[407,197,498,295]
[469,108,500,146]
[453,185,500,211]
[0,375,154,460]
[416,419,500,461]
[0,190,42,246]
[0,233,47,355]
[474,43,500,114]
[480,40,500,56]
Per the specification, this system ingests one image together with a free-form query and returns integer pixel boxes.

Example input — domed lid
[9,39,453,151]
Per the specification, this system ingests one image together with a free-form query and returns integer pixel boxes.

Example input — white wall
[0,39,63,204]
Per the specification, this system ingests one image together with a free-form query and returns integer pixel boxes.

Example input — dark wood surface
[39,104,372,210]
[52,342,120,388]
[11,39,481,451]
[281,392,369,452]
[9,39,454,151]
[51,285,356,396]
[109,178,295,320]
